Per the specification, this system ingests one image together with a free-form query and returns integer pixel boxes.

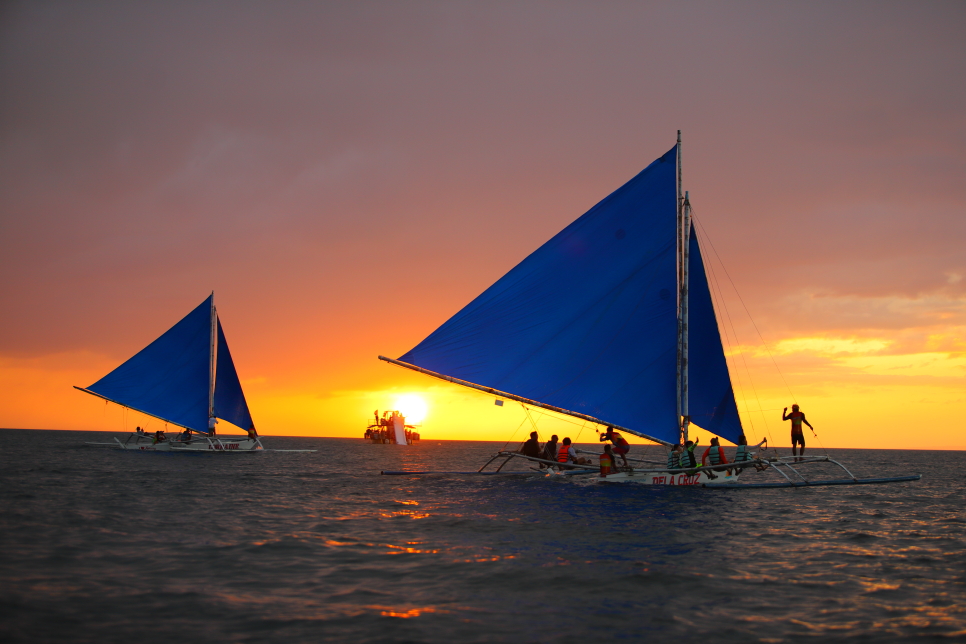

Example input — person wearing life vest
[666,444,683,469]
[682,439,698,468]
[733,434,767,472]
[701,437,728,467]
[599,444,616,477]
[600,426,630,467]
[557,437,592,468]
[783,404,813,461]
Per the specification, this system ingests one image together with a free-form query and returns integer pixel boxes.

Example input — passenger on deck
[666,444,682,469]
[556,437,592,467]
[135,426,144,435]
[519,431,541,458]
[734,434,766,463]
[247,427,258,441]
[540,435,559,463]
[701,437,728,467]
[153,430,166,444]
[682,439,698,468]
[599,444,616,477]
[600,426,630,467]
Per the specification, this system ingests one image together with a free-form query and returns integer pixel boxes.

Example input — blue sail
[687,226,743,442]
[213,319,255,431]
[399,146,680,443]
[86,296,212,432]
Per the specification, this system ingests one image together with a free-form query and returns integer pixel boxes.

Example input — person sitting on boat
[682,439,699,468]
[666,444,682,469]
[733,434,767,473]
[599,444,616,477]
[556,437,591,467]
[153,430,166,444]
[734,434,767,462]
[701,437,728,467]
[783,404,813,461]
[599,426,630,467]
[540,435,559,463]
[519,431,541,459]
[135,426,144,435]
[247,427,258,441]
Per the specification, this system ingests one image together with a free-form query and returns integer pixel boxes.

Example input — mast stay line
[378,355,673,446]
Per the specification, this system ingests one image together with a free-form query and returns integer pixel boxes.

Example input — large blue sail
[399,146,680,443]
[687,227,743,443]
[213,318,255,431]
[85,296,212,432]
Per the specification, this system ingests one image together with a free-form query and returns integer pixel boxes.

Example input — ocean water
[0,429,963,643]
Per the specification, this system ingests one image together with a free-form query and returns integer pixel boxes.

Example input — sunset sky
[1,2,963,449]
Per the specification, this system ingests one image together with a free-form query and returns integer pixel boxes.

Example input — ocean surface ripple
[1,429,963,643]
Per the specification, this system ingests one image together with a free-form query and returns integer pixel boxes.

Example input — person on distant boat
[540,435,559,463]
[208,417,218,436]
[600,426,630,467]
[557,437,591,467]
[666,444,682,469]
[247,427,257,441]
[599,444,616,477]
[153,430,166,444]
[519,431,541,458]
[783,404,813,461]
[134,426,144,435]
[701,437,728,467]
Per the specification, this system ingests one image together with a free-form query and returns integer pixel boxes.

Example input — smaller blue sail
[687,226,743,443]
[85,297,212,432]
[82,294,256,434]
[213,319,255,431]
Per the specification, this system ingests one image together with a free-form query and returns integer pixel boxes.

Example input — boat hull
[592,468,739,486]
[115,434,262,452]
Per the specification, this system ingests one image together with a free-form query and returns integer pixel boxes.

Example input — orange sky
[1,3,964,449]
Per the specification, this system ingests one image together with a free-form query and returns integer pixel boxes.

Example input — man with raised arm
[783,404,813,461]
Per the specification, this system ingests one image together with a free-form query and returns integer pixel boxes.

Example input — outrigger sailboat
[77,293,264,452]
[381,134,920,488]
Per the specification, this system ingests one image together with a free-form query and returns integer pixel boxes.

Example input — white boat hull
[114,434,262,452]
[592,467,739,486]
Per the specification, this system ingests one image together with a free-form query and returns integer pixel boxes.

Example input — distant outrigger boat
[77,293,264,452]
[381,134,920,488]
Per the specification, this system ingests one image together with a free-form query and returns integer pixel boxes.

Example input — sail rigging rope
[692,212,829,458]
[692,213,778,448]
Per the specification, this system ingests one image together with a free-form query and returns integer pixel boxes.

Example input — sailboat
[77,293,263,452]
[380,134,920,488]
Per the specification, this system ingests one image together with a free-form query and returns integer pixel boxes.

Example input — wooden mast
[208,291,217,433]
[676,130,688,441]
[681,191,691,443]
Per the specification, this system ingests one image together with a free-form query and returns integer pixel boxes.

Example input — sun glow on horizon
[394,393,428,425]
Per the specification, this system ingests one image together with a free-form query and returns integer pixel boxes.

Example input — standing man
[783,404,813,461]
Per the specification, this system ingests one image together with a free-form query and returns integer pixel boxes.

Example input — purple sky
[1,2,964,439]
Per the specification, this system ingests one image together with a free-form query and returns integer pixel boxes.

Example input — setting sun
[394,394,428,425]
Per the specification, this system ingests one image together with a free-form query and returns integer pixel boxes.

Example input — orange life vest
[557,446,572,463]
[599,452,613,476]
